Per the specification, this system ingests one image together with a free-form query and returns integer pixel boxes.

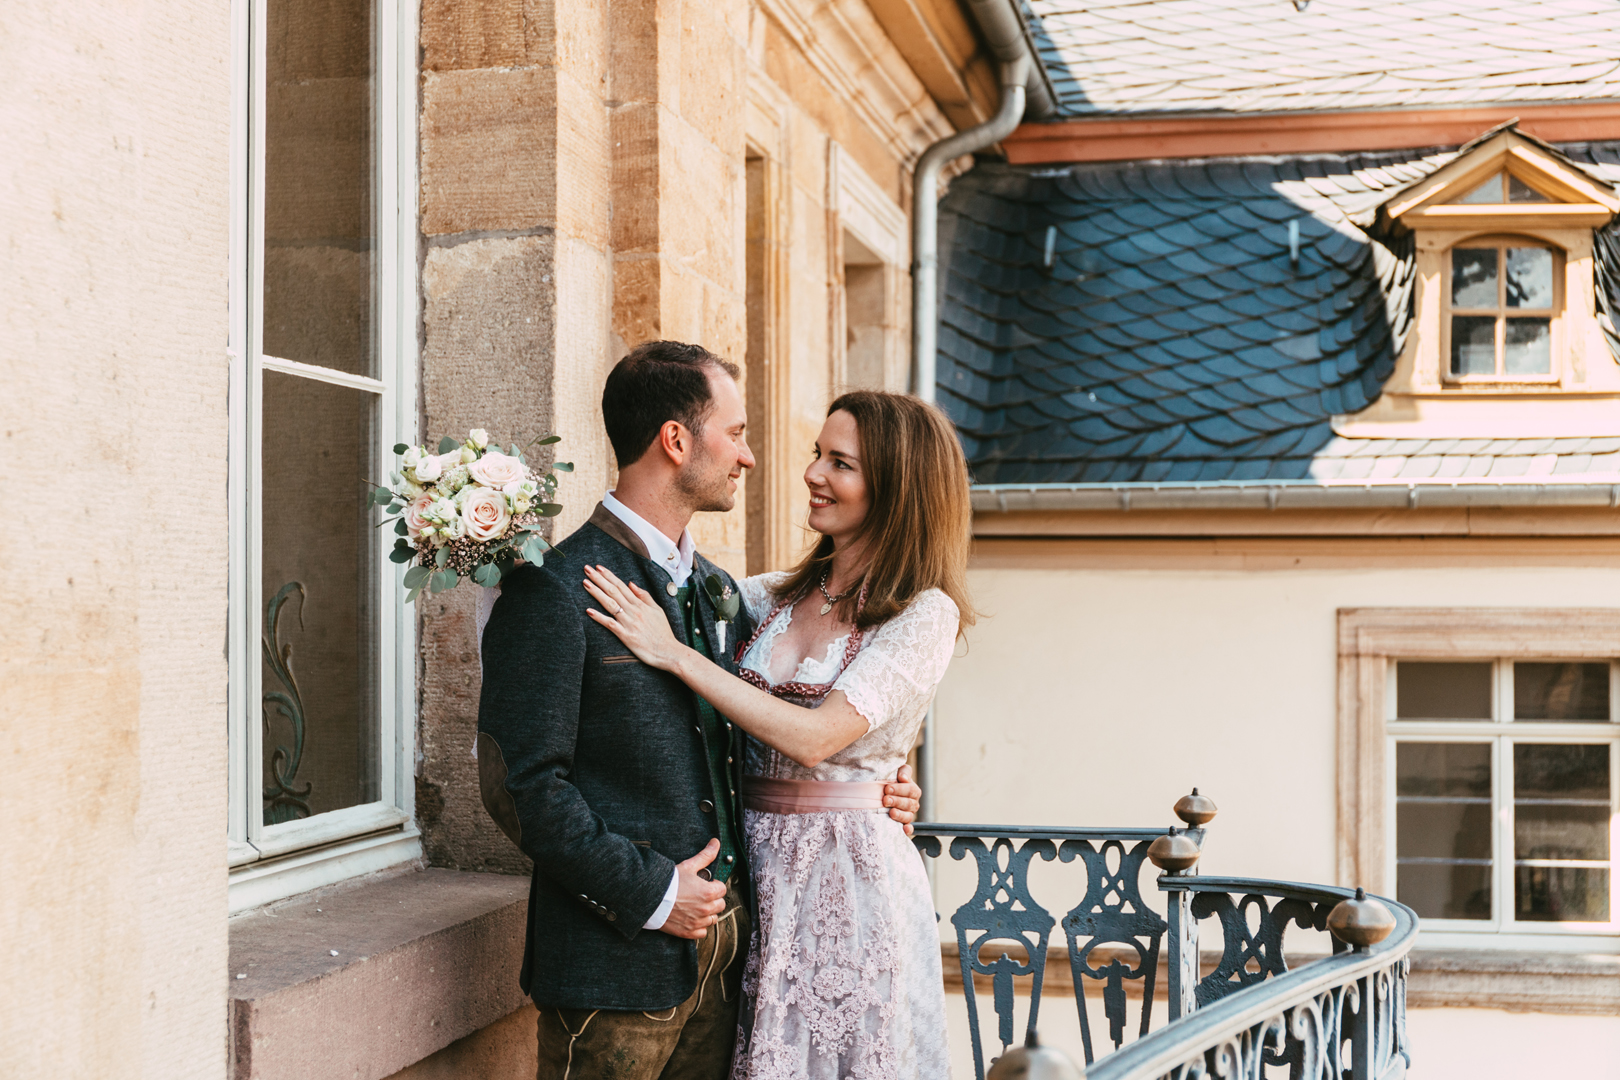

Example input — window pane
[1514,663,1610,721]
[1507,175,1550,203]
[1452,174,1504,205]
[1504,248,1553,309]
[261,371,380,823]
[1396,661,1493,719]
[1396,742,1493,920]
[1514,744,1611,922]
[1451,248,1498,307]
[1515,867,1608,922]
[262,0,376,377]
[1450,316,1497,376]
[1503,318,1551,375]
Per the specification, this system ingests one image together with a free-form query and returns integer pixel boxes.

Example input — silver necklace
[817,571,855,617]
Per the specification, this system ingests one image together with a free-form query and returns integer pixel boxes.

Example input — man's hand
[660,839,727,939]
[884,763,922,836]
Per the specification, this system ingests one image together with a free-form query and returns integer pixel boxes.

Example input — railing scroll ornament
[916,789,1417,1080]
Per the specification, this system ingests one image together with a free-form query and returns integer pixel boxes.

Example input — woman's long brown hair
[772,390,977,635]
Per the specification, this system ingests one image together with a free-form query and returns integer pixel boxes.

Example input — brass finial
[986,1028,1086,1080]
[1327,887,1396,950]
[1174,787,1218,827]
[1147,825,1201,872]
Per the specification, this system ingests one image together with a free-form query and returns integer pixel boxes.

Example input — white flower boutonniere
[704,574,740,655]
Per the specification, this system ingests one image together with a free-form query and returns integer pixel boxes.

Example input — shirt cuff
[642,868,680,931]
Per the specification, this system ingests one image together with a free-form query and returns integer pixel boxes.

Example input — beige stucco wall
[936,539,1620,891]
[0,2,231,1077]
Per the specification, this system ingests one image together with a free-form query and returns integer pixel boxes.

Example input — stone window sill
[229,866,530,1080]
[1407,949,1620,1015]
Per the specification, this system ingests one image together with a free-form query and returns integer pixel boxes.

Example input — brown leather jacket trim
[477,732,523,849]
[587,501,652,560]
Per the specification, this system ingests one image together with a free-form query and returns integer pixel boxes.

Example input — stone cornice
[759,0,956,167]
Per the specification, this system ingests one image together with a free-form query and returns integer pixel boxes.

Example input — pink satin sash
[741,775,887,814]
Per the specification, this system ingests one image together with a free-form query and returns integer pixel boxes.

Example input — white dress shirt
[602,491,693,931]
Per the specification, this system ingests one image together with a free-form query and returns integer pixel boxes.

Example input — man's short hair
[601,341,741,467]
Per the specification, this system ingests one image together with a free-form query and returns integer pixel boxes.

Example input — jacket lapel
[586,502,688,644]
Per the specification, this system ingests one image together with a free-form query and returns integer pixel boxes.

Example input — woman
[580,389,974,1079]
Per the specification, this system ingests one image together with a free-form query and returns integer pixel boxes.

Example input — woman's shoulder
[741,570,792,593]
[737,571,792,619]
[871,588,958,639]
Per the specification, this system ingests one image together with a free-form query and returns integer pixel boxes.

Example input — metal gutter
[972,480,1620,513]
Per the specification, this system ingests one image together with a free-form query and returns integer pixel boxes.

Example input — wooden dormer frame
[1334,126,1620,439]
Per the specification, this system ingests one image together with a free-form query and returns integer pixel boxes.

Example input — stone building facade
[1,0,999,1077]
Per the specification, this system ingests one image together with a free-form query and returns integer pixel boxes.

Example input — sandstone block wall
[0,3,232,1078]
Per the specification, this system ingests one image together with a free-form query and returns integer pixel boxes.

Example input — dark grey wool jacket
[476,503,756,1011]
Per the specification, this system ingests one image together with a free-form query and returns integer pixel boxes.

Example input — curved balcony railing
[914,791,1418,1080]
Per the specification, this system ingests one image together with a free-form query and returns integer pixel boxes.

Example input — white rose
[402,446,425,469]
[460,446,477,464]
[468,428,490,450]
[469,451,526,489]
[461,485,512,542]
[414,453,443,482]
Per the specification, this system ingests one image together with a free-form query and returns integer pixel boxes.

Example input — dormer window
[1334,124,1620,440]
[1447,239,1560,379]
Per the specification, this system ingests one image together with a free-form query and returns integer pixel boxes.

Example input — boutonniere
[704,574,740,653]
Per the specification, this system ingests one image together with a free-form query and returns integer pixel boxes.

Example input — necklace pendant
[819,602,833,616]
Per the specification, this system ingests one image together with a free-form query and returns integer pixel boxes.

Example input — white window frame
[226,0,421,914]
[1386,658,1620,948]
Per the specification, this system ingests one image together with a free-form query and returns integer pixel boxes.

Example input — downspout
[911,5,1043,823]
[910,55,1031,405]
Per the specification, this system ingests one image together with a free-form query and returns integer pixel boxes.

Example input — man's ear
[655,420,690,466]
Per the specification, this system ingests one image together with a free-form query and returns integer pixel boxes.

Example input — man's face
[676,369,754,513]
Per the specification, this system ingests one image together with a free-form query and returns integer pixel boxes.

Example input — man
[477,341,922,1080]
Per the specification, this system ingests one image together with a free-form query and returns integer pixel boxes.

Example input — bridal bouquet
[367,429,570,602]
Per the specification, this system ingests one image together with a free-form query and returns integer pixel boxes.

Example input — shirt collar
[602,490,696,587]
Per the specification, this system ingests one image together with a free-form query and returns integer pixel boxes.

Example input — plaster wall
[935,540,1620,895]
[0,2,231,1078]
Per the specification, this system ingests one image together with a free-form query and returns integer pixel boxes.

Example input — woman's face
[804,409,870,545]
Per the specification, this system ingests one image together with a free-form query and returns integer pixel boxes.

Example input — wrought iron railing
[914,791,1417,1080]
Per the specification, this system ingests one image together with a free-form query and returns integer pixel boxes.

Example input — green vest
[677,584,743,884]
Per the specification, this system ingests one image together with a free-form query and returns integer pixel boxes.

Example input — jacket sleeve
[476,565,676,939]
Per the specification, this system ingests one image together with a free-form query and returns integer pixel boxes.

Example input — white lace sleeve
[834,590,959,732]
[738,572,790,622]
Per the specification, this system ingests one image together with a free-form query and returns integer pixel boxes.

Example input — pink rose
[468,450,526,489]
[461,485,511,542]
[402,492,435,541]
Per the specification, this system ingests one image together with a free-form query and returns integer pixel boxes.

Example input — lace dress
[730,573,958,1080]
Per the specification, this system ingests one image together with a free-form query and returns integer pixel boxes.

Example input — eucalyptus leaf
[437,435,461,454]
[403,565,431,589]
[521,538,546,564]
[389,543,416,565]
[533,434,561,446]
[552,461,574,472]
[473,562,502,587]
[372,488,393,506]
[537,503,563,517]
[405,585,423,604]
[432,568,459,593]
[394,518,409,536]
[434,545,449,568]
[393,442,409,455]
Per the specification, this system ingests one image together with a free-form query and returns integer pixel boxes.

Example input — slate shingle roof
[936,143,1620,485]
[1024,0,1620,117]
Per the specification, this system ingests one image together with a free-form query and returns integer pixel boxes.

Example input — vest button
[699,799,715,814]
[723,855,734,864]
[666,582,679,596]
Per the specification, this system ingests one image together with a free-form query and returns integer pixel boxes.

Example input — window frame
[226,0,421,914]
[1338,609,1620,953]
[1385,658,1619,938]
[1440,235,1564,386]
